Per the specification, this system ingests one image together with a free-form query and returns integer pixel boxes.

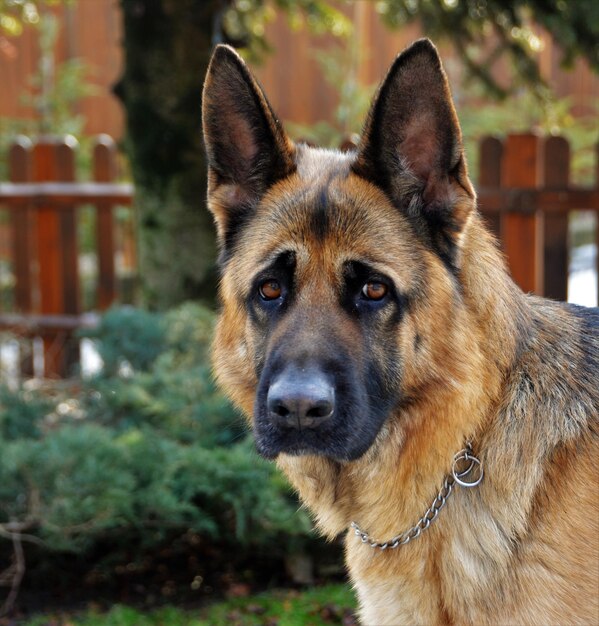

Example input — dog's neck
[277,375,496,541]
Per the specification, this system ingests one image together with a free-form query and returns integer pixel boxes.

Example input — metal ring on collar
[454,456,476,478]
[451,452,484,487]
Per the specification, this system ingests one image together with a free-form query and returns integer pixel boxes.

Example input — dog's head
[202,39,477,462]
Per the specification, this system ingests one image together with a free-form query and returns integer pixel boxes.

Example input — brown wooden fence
[0,133,597,380]
[476,134,599,300]
[0,135,133,378]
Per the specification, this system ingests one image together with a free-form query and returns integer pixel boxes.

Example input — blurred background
[0,1,597,624]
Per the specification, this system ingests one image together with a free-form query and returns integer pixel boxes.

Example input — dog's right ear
[202,45,295,245]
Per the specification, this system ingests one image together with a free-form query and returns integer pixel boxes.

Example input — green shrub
[81,303,245,446]
[83,306,167,375]
[0,385,51,440]
[22,424,137,552]
[0,303,323,608]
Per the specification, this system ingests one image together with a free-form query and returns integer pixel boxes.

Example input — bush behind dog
[0,304,321,606]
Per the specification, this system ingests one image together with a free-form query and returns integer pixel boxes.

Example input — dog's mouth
[253,416,355,460]
[254,426,338,459]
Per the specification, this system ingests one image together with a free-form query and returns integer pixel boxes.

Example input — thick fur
[202,39,599,625]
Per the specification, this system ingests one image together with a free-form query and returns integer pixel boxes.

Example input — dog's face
[203,40,475,462]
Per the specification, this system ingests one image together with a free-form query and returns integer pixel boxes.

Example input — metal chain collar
[350,442,484,551]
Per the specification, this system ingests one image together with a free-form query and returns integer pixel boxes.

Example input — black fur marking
[414,333,422,351]
[421,201,460,272]
[250,253,405,462]
[218,200,257,266]
[254,330,396,462]
[364,358,398,420]
[309,186,330,241]
[352,42,451,187]
[350,44,432,189]
[204,45,296,258]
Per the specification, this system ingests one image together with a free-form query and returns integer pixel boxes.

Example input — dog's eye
[259,280,282,300]
[362,282,388,301]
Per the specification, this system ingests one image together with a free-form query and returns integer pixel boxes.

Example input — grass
[22,583,357,626]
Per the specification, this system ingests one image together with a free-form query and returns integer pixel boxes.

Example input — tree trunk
[116,0,222,308]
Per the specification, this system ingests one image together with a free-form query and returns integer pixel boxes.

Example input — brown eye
[362,282,388,301]
[259,280,282,300]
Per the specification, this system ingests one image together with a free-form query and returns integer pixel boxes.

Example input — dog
[202,39,599,625]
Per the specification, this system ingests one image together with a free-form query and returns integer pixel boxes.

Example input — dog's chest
[345,496,514,626]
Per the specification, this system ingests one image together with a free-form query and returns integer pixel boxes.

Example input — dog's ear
[353,39,474,267]
[202,45,295,246]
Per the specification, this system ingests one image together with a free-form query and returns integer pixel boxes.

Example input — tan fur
[203,41,599,626]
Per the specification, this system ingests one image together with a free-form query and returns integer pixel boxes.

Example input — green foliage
[2,426,302,553]
[0,304,318,584]
[0,0,42,37]
[0,385,50,440]
[376,0,599,99]
[0,1,75,37]
[17,424,138,551]
[223,0,351,61]
[24,583,357,625]
[19,11,97,136]
[83,306,167,375]
[21,54,94,136]
[0,6,96,181]
[81,303,244,446]
[195,583,356,626]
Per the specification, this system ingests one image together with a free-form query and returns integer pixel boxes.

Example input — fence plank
[34,140,64,377]
[9,138,34,313]
[56,138,81,373]
[501,134,543,294]
[478,136,503,239]
[33,138,82,377]
[543,136,570,301]
[56,138,80,317]
[8,137,34,378]
[34,141,62,316]
[476,189,599,214]
[94,135,117,310]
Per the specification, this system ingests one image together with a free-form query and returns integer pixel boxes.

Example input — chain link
[349,442,483,550]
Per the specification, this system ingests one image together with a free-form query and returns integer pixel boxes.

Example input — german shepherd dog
[202,39,599,625]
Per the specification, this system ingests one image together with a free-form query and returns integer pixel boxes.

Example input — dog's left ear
[353,39,474,266]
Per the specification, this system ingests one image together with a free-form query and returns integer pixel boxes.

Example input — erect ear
[353,39,475,268]
[202,44,295,248]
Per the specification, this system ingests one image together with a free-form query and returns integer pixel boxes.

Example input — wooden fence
[0,135,133,378]
[476,134,598,300]
[0,133,597,380]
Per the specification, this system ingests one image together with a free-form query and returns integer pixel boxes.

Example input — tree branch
[0,529,26,617]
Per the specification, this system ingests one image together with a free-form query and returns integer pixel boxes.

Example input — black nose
[267,367,335,429]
